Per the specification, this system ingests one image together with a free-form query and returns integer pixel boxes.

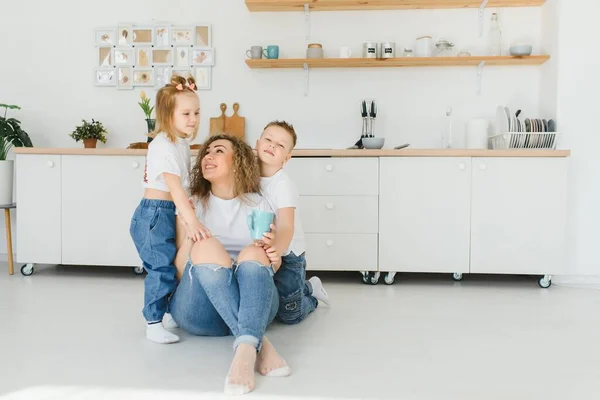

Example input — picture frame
[95,28,116,46]
[154,26,170,47]
[194,24,212,47]
[132,68,155,87]
[113,48,134,66]
[135,47,153,67]
[94,69,116,86]
[193,67,212,90]
[117,66,133,90]
[174,46,191,67]
[154,66,172,88]
[172,68,192,80]
[191,47,214,66]
[152,48,173,66]
[117,24,133,46]
[172,26,194,46]
[98,47,113,68]
[132,26,154,45]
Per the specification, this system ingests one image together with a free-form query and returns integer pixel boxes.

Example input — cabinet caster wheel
[384,272,396,285]
[133,266,145,276]
[361,271,380,285]
[452,273,464,282]
[538,275,552,289]
[21,264,34,276]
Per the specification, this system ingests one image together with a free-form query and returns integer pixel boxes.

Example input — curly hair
[189,134,260,210]
[154,74,199,142]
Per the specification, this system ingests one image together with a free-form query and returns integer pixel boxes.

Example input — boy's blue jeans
[129,199,178,324]
[273,252,318,325]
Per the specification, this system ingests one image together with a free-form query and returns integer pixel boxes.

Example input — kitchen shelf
[245,0,546,12]
[245,55,550,69]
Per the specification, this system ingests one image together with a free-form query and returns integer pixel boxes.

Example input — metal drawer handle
[132,162,140,169]
[326,203,335,210]
[326,240,334,247]
[47,161,55,168]
[458,163,466,171]
[480,163,487,170]
[325,164,333,172]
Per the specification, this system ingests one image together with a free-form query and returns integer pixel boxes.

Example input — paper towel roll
[466,119,490,149]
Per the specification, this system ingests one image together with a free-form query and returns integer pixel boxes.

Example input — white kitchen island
[13,147,570,288]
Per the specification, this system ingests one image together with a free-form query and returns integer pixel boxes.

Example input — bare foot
[256,336,292,377]
[225,343,257,395]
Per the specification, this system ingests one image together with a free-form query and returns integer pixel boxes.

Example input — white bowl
[362,137,385,149]
[509,45,532,56]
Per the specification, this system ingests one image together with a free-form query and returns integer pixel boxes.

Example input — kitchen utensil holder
[490,132,560,150]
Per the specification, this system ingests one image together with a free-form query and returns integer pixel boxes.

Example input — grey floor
[2,263,600,400]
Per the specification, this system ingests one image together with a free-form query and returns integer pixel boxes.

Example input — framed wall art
[191,48,214,66]
[117,66,133,89]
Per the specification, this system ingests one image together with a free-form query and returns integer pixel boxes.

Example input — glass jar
[402,48,414,57]
[435,39,455,57]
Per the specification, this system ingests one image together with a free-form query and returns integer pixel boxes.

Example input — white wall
[0,0,545,255]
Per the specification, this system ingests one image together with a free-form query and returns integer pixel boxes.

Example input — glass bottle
[488,13,502,56]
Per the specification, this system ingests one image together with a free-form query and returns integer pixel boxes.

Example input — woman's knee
[190,237,232,267]
[237,245,270,266]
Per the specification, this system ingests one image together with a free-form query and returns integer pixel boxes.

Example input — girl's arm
[164,173,211,241]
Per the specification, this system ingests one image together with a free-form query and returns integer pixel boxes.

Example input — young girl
[130,75,210,344]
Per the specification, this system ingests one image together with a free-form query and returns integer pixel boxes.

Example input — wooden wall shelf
[245,0,546,12]
[245,55,550,69]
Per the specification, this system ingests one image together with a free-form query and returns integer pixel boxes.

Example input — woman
[168,134,290,396]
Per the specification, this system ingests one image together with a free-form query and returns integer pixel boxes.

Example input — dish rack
[490,132,560,150]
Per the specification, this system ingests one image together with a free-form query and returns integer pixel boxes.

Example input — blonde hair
[263,120,297,148]
[154,75,199,142]
[189,134,260,210]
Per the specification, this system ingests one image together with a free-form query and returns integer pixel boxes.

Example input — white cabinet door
[305,233,378,271]
[300,196,379,233]
[379,157,471,273]
[471,157,567,275]
[61,156,146,266]
[285,158,379,195]
[16,155,62,264]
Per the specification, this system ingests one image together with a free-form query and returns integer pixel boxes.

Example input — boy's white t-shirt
[143,132,191,194]
[194,193,273,261]
[260,169,306,256]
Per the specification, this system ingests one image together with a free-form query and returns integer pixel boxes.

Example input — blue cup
[247,210,275,241]
[266,45,279,59]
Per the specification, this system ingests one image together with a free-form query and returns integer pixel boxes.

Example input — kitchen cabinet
[16,155,62,264]
[379,157,471,274]
[61,156,145,266]
[470,157,568,275]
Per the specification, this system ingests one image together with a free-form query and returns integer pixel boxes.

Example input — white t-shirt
[260,169,306,256]
[143,133,191,194]
[194,193,274,261]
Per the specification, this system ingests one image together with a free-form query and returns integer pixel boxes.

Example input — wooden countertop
[14,148,571,157]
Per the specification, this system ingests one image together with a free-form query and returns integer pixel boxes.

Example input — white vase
[0,160,14,205]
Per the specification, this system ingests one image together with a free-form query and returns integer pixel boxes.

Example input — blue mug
[266,45,279,59]
[247,210,275,241]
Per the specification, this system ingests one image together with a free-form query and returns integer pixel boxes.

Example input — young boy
[256,120,330,325]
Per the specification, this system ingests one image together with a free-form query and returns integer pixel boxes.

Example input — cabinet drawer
[300,196,378,233]
[305,234,378,271]
[285,158,378,195]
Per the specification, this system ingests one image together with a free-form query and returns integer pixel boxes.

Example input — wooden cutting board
[209,102,245,140]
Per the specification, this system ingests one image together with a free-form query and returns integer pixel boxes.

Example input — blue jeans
[169,260,279,351]
[273,252,317,325]
[130,199,178,324]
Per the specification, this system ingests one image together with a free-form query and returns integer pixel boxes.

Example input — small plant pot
[83,139,98,148]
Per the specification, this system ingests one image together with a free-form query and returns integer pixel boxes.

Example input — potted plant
[69,119,107,148]
[138,91,155,143]
[0,104,33,205]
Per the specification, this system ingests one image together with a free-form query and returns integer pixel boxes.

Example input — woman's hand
[187,219,212,242]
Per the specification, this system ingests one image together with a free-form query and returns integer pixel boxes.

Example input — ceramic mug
[247,210,275,241]
[266,45,279,59]
[246,46,268,59]
[339,46,352,58]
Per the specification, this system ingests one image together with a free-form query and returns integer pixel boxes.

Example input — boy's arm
[273,207,295,256]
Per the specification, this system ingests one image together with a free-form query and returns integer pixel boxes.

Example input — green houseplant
[138,90,155,143]
[0,103,33,204]
[69,119,107,148]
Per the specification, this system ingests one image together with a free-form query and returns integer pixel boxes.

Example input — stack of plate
[492,106,558,149]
